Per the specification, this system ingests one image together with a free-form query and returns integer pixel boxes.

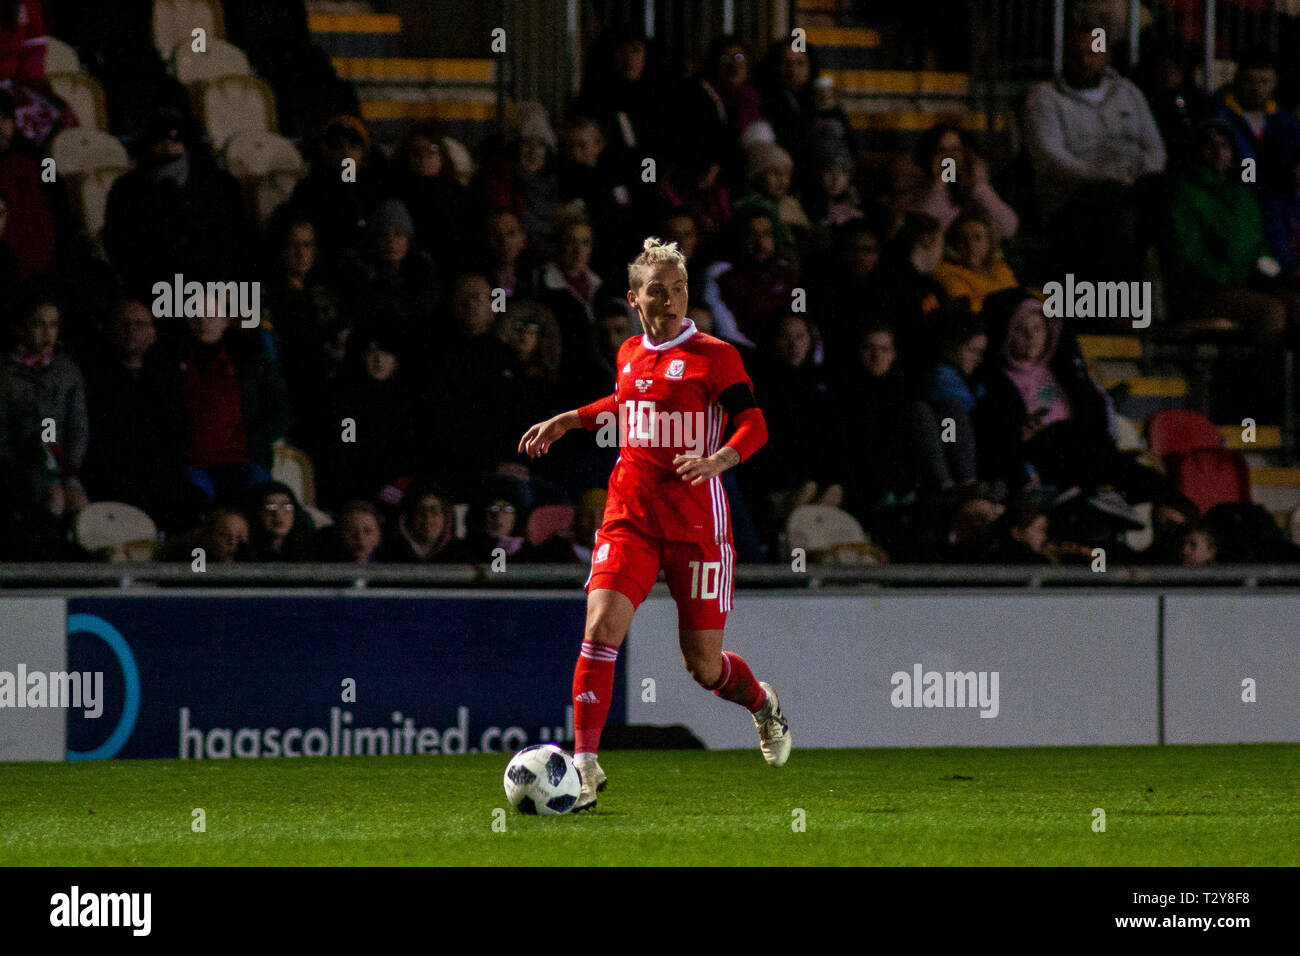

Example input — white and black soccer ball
[503,744,582,816]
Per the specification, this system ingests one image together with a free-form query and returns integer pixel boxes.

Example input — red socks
[573,644,768,757]
[573,640,618,755]
[709,651,768,713]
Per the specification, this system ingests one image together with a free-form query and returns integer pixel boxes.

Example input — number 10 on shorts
[688,560,722,599]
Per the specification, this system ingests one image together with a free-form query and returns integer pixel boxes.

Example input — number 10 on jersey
[688,560,722,599]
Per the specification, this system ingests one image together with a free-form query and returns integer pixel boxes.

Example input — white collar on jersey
[641,318,697,352]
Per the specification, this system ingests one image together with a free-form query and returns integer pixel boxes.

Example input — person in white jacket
[1025,18,1165,282]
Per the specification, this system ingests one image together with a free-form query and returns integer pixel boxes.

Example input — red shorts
[585,519,735,630]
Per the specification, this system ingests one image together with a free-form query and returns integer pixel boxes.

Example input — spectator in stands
[1166,119,1300,337]
[391,121,473,274]
[441,477,527,563]
[986,499,1052,565]
[200,506,249,564]
[750,313,841,515]
[817,216,886,368]
[574,27,666,187]
[80,298,186,530]
[244,479,316,561]
[314,323,420,511]
[734,141,811,268]
[0,187,17,291]
[340,198,443,350]
[324,498,383,564]
[870,212,948,379]
[836,323,950,525]
[178,296,292,509]
[1213,48,1300,197]
[1262,145,1300,282]
[658,146,732,261]
[924,313,987,487]
[1134,490,1199,564]
[1139,42,1213,167]
[678,35,772,191]
[556,115,640,281]
[262,210,351,424]
[3,284,87,522]
[474,102,561,253]
[538,203,606,385]
[1024,16,1165,279]
[478,208,540,301]
[379,481,454,563]
[933,213,1018,312]
[428,273,528,480]
[498,298,563,424]
[804,141,863,255]
[975,289,1159,499]
[709,207,800,347]
[286,115,382,269]
[0,1,44,83]
[754,39,852,194]
[0,88,54,277]
[104,108,247,297]
[944,487,1005,563]
[904,123,1019,241]
[1179,519,1217,567]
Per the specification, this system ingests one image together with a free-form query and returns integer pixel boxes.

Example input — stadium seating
[77,165,130,250]
[223,131,306,222]
[785,505,867,553]
[1168,448,1252,514]
[152,0,226,60]
[50,129,130,176]
[272,443,317,508]
[196,75,279,150]
[1147,410,1225,458]
[172,38,252,87]
[74,502,159,561]
[46,72,110,130]
[525,505,575,547]
[43,36,82,74]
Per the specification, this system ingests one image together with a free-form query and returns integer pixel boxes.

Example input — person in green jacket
[1167,119,1300,336]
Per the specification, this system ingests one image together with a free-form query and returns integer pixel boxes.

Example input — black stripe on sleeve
[718,383,758,417]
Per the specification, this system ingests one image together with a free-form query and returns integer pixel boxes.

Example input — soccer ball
[503,744,582,816]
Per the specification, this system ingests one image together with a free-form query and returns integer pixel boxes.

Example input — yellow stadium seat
[50,128,129,177]
[197,74,278,151]
[47,72,109,130]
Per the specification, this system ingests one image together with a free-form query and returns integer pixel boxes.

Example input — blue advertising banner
[65,595,619,760]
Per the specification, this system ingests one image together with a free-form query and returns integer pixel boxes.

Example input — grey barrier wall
[0,599,66,761]
[3,590,1298,757]
[1163,595,1300,744]
[629,594,1162,749]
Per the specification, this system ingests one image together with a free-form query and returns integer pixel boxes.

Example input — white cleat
[753,681,791,767]
[572,755,607,812]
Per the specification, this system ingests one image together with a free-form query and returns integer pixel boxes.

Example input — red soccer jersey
[585,319,752,543]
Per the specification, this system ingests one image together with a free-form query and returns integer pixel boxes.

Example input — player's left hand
[674,451,734,486]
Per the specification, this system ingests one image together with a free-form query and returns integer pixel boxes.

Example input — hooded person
[974,288,1162,502]
[379,479,456,562]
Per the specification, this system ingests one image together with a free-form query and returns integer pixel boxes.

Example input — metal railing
[2,562,1299,590]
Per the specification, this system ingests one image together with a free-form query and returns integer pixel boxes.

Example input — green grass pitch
[3,744,1297,866]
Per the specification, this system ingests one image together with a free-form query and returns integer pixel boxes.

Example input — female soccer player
[518,237,790,812]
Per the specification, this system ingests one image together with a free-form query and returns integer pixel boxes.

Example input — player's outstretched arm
[518,393,621,458]
[518,411,581,458]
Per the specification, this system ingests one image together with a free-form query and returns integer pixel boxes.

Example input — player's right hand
[518,416,567,458]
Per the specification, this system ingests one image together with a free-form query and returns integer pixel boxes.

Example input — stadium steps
[794,6,1011,142]
[1249,467,1300,518]
[308,1,501,145]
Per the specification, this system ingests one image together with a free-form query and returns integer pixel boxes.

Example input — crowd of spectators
[3,4,1300,567]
